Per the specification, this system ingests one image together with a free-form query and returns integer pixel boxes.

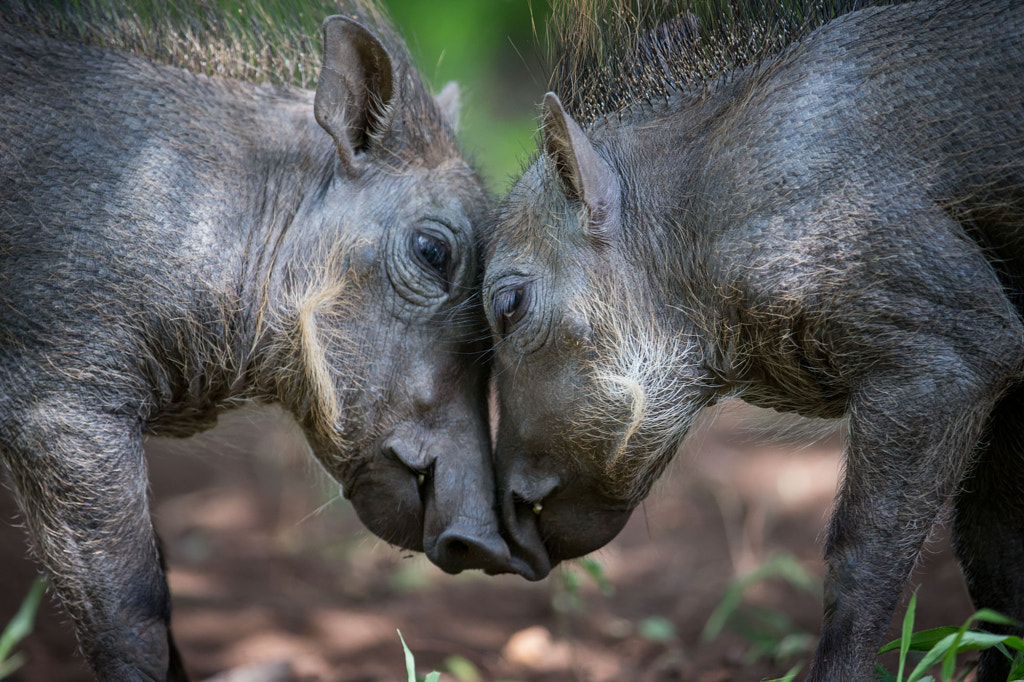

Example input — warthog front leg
[1,401,187,682]
[810,364,1007,682]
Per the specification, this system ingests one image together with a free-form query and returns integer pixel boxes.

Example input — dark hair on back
[546,0,898,124]
[0,0,460,166]
[0,0,405,89]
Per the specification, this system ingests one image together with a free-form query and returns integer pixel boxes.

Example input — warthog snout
[366,428,513,576]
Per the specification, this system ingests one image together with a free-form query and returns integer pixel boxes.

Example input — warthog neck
[137,86,338,436]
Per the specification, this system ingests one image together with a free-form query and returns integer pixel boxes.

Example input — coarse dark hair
[546,0,902,124]
[0,0,405,89]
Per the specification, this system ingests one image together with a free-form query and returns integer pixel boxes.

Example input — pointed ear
[314,16,395,175]
[541,92,620,242]
[435,81,461,132]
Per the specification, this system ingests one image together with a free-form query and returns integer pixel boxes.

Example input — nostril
[442,537,470,559]
[429,528,510,575]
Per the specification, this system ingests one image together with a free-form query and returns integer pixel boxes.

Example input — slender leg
[953,387,1024,682]
[777,196,1024,681]
[807,368,1003,682]
[1,400,184,681]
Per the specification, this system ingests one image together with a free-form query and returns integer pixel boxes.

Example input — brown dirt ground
[1,403,977,682]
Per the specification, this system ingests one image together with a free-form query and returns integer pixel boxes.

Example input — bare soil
[0,404,977,682]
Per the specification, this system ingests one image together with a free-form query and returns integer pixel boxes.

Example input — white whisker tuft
[578,294,714,503]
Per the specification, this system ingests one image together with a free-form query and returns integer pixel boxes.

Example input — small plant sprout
[876,590,1024,682]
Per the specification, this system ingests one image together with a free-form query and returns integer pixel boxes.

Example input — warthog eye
[493,285,527,336]
[411,230,451,291]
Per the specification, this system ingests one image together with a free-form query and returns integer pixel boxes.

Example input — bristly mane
[0,0,408,89]
[546,0,900,125]
[0,0,459,166]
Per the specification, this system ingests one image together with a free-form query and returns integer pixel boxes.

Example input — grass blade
[0,576,47,672]
[906,632,958,682]
[880,627,960,655]
[946,632,1024,653]
[398,630,417,682]
[0,654,27,681]
[969,610,1021,629]
[897,589,918,682]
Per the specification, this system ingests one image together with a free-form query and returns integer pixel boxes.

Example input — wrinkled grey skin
[485,1,1024,680]
[0,15,508,682]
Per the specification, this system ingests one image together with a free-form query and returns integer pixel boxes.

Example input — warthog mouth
[500,482,635,581]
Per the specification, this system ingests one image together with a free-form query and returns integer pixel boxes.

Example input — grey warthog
[484,0,1024,679]
[0,2,508,680]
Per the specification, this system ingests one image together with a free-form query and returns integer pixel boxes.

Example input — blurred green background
[381,0,550,192]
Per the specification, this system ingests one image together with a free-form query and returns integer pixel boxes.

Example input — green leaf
[756,553,819,594]
[562,567,582,593]
[968,610,1021,629]
[881,628,961,655]
[0,654,27,680]
[398,630,417,682]
[877,608,1024,682]
[947,631,1024,654]
[906,632,960,682]
[701,581,745,641]
[1008,650,1024,679]
[898,590,918,682]
[0,576,47,673]
[941,627,964,682]
[399,630,445,682]
[774,633,816,660]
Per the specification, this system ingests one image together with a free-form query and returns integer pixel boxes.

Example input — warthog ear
[541,92,621,244]
[315,16,395,175]
[435,81,461,133]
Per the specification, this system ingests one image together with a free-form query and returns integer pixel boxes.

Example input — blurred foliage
[553,555,615,614]
[876,591,1024,682]
[638,616,678,642]
[701,552,819,666]
[443,654,483,682]
[381,0,550,189]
